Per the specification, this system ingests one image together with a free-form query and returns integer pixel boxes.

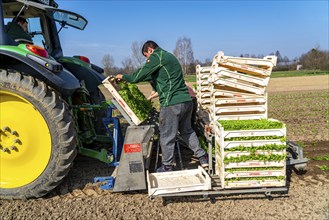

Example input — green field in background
[184,70,329,82]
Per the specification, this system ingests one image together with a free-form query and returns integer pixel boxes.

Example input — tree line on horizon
[101,37,329,76]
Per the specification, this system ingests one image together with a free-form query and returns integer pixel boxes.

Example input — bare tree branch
[173,37,194,75]
[121,57,135,73]
[102,54,115,76]
[131,41,145,68]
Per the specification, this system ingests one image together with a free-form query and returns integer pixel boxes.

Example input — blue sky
[56,0,329,67]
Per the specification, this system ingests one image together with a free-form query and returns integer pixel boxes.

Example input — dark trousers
[191,97,197,130]
[159,101,206,165]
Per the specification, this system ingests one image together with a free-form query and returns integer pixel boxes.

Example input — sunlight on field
[268,90,329,142]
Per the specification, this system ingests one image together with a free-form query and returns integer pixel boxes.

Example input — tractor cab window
[26,17,45,47]
[52,9,87,31]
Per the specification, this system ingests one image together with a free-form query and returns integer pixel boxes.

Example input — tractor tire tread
[0,69,77,199]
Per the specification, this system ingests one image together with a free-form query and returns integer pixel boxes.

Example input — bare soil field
[1,75,328,220]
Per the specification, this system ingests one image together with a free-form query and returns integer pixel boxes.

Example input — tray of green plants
[215,119,286,143]
[223,167,285,179]
[217,119,284,130]
[101,78,152,125]
[118,82,152,121]
[224,176,286,188]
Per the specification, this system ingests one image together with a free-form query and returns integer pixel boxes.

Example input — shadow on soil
[43,138,317,201]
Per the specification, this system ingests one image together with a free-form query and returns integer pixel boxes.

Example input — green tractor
[0,0,121,199]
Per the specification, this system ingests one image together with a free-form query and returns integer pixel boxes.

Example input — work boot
[156,164,174,173]
[198,154,209,168]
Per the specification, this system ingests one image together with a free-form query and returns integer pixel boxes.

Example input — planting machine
[0,0,308,200]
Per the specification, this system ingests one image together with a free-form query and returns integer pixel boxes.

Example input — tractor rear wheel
[0,69,77,199]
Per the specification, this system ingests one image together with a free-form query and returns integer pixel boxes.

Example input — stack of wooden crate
[195,65,211,110]
[208,51,277,121]
[195,51,289,189]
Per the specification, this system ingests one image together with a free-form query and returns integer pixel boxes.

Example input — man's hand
[116,74,123,80]
[204,124,213,134]
[147,91,158,100]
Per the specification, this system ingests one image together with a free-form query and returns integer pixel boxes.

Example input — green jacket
[123,47,191,107]
[5,22,33,43]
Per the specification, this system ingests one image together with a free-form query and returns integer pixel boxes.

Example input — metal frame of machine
[93,77,308,200]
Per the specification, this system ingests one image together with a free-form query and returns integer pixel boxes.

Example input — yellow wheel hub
[0,91,51,188]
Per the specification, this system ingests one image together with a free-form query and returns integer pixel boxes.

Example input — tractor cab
[1,0,105,97]
[1,0,87,57]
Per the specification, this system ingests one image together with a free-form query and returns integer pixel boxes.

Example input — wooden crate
[217,53,277,68]
[224,179,285,188]
[211,95,267,106]
[196,65,211,110]
[209,93,268,121]
[209,110,268,121]
[101,77,142,125]
[147,166,212,196]
[196,65,212,74]
[214,119,287,189]
[211,68,270,87]
[211,77,266,95]
[212,51,275,77]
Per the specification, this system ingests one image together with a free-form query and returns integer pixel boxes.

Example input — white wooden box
[101,77,142,125]
[147,166,212,196]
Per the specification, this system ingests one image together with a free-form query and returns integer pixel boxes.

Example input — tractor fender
[59,58,106,94]
[0,50,80,97]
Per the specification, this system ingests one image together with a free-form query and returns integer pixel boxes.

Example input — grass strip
[312,155,329,161]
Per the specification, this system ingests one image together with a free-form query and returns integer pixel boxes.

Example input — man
[116,40,208,172]
[148,81,198,130]
[5,17,33,43]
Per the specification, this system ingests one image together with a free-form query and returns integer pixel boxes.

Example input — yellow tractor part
[0,91,51,188]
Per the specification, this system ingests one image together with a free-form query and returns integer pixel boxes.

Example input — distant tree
[102,54,115,76]
[173,37,194,75]
[121,57,135,74]
[282,56,290,65]
[204,58,212,66]
[187,60,198,75]
[194,58,212,68]
[131,41,145,68]
[275,50,283,64]
[299,47,329,70]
